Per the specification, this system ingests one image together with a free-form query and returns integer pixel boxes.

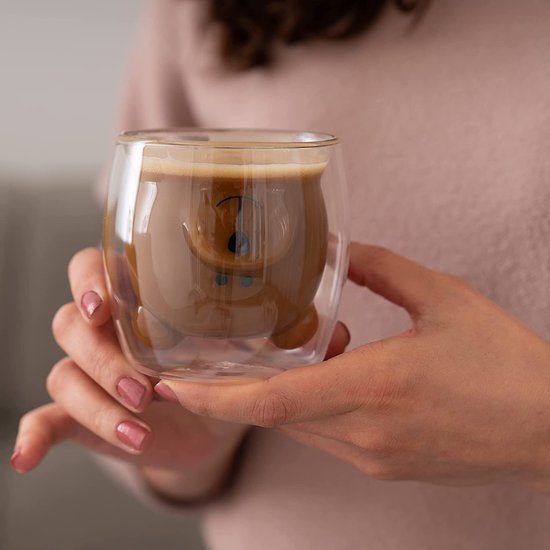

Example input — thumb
[348,243,442,317]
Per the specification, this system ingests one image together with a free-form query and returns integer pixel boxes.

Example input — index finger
[68,247,111,326]
[348,243,443,318]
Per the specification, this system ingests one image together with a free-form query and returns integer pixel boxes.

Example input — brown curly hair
[210,0,420,69]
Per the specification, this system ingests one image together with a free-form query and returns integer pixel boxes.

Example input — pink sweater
[103,1,550,548]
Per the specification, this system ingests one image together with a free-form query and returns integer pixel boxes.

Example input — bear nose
[227,231,250,255]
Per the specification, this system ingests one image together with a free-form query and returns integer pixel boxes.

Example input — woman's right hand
[11,248,249,500]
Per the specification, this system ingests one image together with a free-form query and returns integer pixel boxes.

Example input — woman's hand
[10,248,249,500]
[157,243,550,492]
[11,247,350,500]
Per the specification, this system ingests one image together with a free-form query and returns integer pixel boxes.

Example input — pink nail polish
[10,447,22,472]
[116,422,150,452]
[81,291,102,319]
[117,378,147,409]
[154,382,179,403]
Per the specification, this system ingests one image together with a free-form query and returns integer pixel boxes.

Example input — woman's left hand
[156,243,550,492]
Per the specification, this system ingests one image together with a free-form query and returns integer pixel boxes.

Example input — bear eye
[227,231,250,255]
[214,273,229,286]
[240,275,253,288]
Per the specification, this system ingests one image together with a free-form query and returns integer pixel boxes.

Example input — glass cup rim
[117,128,339,149]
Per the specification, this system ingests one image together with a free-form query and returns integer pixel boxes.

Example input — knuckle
[89,407,110,436]
[363,245,391,269]
[189,398,213,418]
[18,410,35,431]
[363,461,400,481]
[68,247,97,278]
[355,348,418,411]
[360,430,404,457]
[438,273,476,301]
[46,359,73,398]
[365,374,408,411]
[366,244,390,259]
[51,303,78,343]
[88,343,117,379]
[441,272,466,290]
[250,391,295,427]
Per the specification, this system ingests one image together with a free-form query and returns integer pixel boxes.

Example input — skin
[11,243,550,497]
[10,247,349,501]
[158,243,550,493]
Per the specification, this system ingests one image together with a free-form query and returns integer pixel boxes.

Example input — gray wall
[0,0,145,417]
[0,0,145,177]
[0,2,204,549]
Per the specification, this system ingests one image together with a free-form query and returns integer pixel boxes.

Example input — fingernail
[117,377,147,409]
[343,323,351,345]
[10,447,22,472]
[154,382,179,403]
[116,422,150,452]
[81,291,102,320]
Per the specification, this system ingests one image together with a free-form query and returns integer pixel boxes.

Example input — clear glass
[103,129,349,381]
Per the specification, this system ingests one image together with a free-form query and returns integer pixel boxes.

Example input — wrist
[139,426,249,502]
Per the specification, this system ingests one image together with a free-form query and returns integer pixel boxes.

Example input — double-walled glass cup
[103,129,349,381]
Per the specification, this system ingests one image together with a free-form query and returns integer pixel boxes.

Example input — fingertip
[10,445,42,474]
[9,447,24,473]
[156,380,211,410]
[154,382,180,403]
[80,290,110,326]
[69,248,111,324]
[340,322,351,346]
[325,322,351,359]
[115,421,153,454]
[116,377,153,412]
[14,404,76,474]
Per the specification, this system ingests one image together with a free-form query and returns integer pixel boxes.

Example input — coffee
[117,146,328,351]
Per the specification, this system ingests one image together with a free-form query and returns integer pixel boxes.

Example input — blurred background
[0,1,203,548]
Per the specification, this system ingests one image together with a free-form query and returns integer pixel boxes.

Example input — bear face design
[123,154,328,350]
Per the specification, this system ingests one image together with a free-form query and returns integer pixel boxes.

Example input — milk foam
[141,155,327,179]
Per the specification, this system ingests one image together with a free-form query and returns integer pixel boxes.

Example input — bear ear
[182,184,300,272]
[196,186,227,233]
[181,187,222,247]
[271,305,319,349]
[132,305,183,349]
